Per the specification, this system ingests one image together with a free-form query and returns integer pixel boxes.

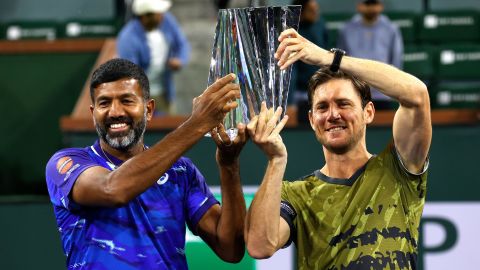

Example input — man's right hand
[275,28,330,70]
[190,74,241,133]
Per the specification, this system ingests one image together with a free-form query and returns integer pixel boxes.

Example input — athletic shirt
[280,142,428,270]
[45,140,218,270]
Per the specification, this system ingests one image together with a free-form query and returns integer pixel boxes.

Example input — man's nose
[327,106,341,121]
[108,100,126,117]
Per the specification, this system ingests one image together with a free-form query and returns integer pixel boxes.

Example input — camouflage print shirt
[280,142,428,270]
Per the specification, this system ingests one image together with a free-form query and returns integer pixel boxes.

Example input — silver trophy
[208,6,301,139]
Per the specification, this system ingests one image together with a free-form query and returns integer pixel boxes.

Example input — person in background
[46,59,246,269]
[117,0,190,115]
[337,0,403,110]
[213,0,230,10]
[291,0,329,124]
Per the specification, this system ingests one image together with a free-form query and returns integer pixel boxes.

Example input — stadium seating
[59,20,120,39]
[418,11,480,43]
[436,44,480,79]
[2,21,59,40]
[431,81,480,109]
[387,12,419,44]
[430,0,480,12]
[403,45,436,81]
[320,8,480,110]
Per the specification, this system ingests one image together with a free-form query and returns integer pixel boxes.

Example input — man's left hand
[211,123,248,166]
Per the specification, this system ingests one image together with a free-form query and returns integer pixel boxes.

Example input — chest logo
[157,173,169,185]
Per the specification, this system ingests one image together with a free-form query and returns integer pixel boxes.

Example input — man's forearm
[245,157,287,258]
[105,118,208,204]
[213,162,246,262]
[340,56,428,108]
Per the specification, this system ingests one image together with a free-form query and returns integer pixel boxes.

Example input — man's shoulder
[378,15,400,31]
[364,143,394,167]
[118,19,143,39]
[48,146,90,162]
[283,171,318,188]
[46,146,94,173]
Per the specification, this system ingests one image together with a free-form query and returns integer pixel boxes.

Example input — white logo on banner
[422,202,480,270]
[440,50,456,65]
[424,15,439,28]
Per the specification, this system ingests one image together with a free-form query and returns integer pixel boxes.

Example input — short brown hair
[307,67,372,108]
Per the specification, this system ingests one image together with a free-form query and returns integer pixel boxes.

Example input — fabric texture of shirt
[337,14,403,101]
[45,140,218,270]
[116,13,190,102]
[280,142,428,270]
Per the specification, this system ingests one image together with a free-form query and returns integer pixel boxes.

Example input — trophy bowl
[207,5,301,140]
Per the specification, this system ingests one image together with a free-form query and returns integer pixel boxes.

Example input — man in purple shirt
[45,58,246,269]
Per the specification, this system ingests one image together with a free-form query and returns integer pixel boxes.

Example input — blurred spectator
[291,0,328,124]
[213,0,230,10]
[337,0,403,110]
[117,0,190,115]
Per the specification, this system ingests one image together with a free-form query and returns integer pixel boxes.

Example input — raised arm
[194,124,247,263]
[72,74,241,207]
[276,29,431,173]
[342,58,431,173]
[245,103,291,259]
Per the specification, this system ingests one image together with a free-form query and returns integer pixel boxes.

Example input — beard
[362,12,380,22]
[317,125,365,155]
[95,111,147,152]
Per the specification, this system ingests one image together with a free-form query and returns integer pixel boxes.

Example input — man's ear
[90,104,94,115]
[146,99,155,121]
[308,109,315,131]
[364,101,375,125]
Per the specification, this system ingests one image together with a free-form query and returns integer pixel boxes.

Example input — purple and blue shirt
[45,140,218,270]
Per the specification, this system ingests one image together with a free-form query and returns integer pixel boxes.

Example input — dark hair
[307,67,371,108]
[90,58,150,102]
[292,0,314,11]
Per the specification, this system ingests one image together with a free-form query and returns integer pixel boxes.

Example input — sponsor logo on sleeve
[56,156,80,181]
[56,157,73,174]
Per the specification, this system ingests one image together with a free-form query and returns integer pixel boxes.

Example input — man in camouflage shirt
[244,29,431,270]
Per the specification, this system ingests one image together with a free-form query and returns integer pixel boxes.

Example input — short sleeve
[182,158,219,234]
[383,142,429,204]
[45,148,98,210]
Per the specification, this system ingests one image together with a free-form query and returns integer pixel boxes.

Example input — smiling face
[90,78,153,151]
[308,79,374,154]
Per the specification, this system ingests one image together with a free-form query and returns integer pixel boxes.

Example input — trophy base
[225,128,238,141]
[204,128,238,141]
